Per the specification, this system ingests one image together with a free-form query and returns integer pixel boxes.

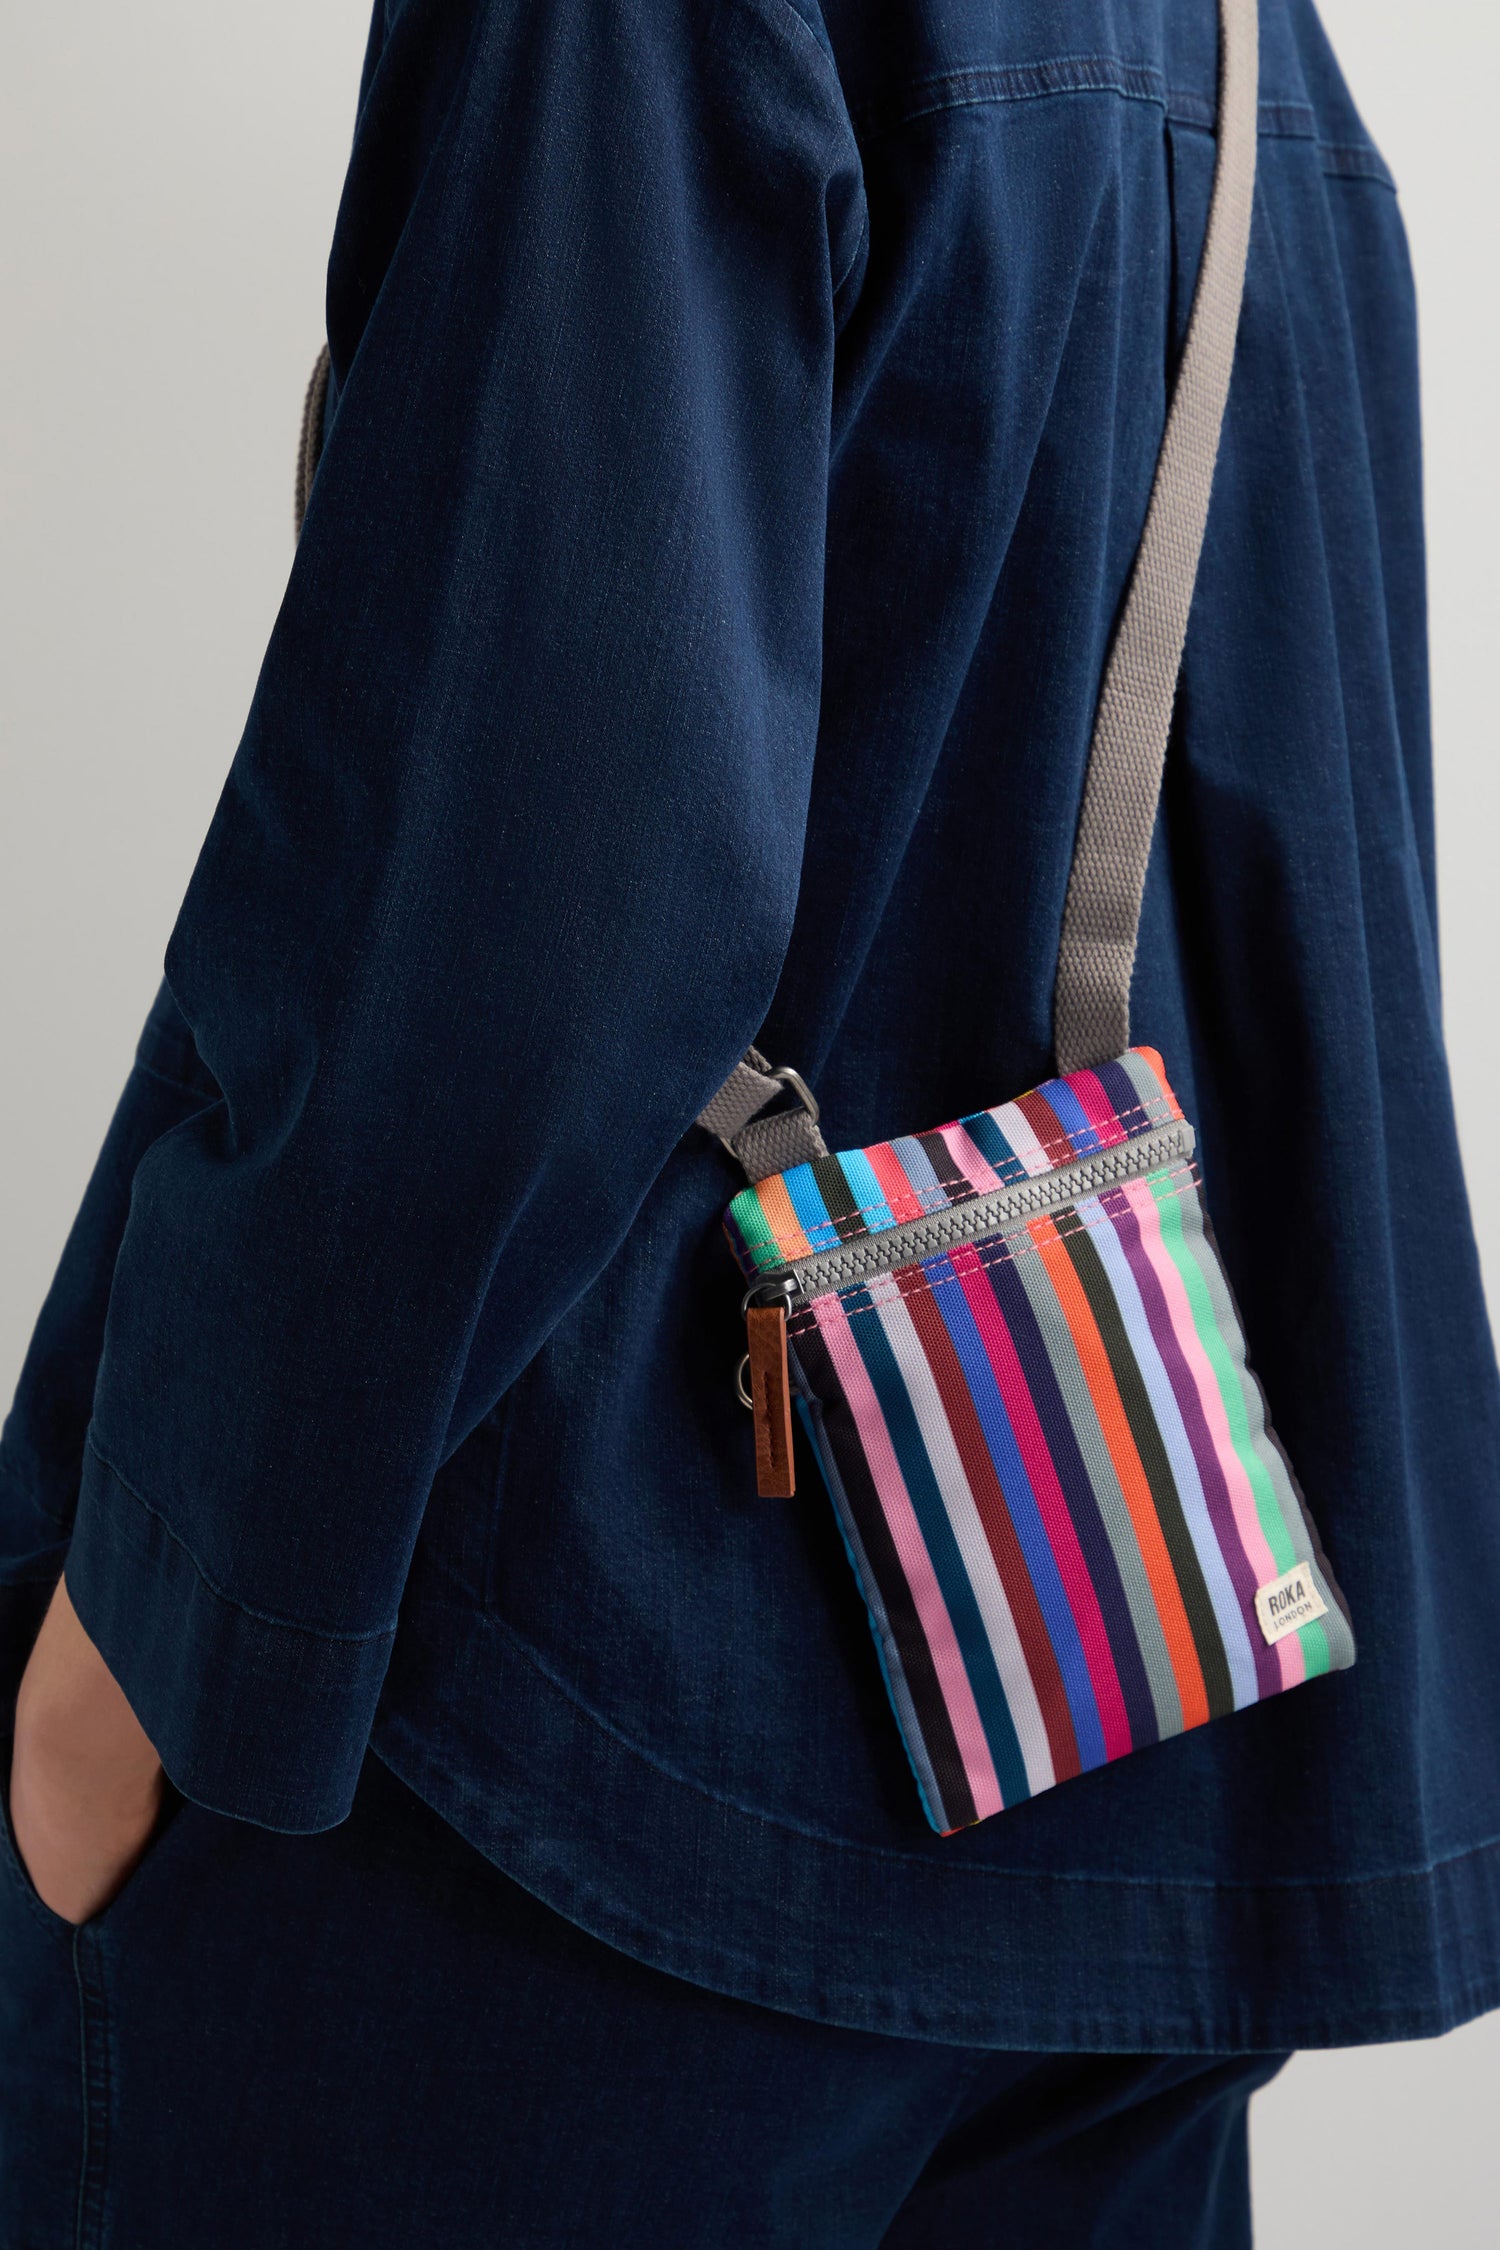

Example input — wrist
[15,1687,163,1800]
[14,1575,162,1792]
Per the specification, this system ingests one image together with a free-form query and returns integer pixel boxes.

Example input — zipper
[760,1118,1195,1305]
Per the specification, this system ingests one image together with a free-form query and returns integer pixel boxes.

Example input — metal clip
[766,1065,820,1125]
[735,1276,797,1408]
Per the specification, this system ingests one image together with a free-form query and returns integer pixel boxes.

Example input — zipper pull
[736,1284,797,1498]
[745,1303,795,1497]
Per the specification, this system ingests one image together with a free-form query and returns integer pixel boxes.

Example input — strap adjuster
[764,1065,820,1127]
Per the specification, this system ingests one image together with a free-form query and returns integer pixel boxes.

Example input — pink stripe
[813,1296,1006,1813]
[1119,1179,1304,1688]
[948,1244,1135,1759]
[866,1140,930,1228]
[940,1123,1004,1194]
[1069,1070,1130,1147]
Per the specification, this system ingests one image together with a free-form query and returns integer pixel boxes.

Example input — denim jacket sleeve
[2,0,865,1829]
[0,987,225,1711]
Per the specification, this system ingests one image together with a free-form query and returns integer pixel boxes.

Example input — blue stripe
[1093,1055,1160,1139]
[962,1110,1029,1183]
[982,1252,1163,1747]
[924,1257,1108,1771]
[888,1136,954,1216]
[781,1162,842,1254]
[1037,1076,1103,1154]
[844,1285,1031,1805]
[792,1393,951,1832]
[837,1148,898,1239]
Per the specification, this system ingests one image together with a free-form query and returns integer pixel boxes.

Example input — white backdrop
[1,5,1496,2237]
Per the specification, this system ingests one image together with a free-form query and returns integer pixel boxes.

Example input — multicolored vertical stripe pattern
[724,1048,1355,1834]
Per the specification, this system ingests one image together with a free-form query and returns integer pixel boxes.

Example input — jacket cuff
[66,1439,393,1832]
[0,1462,68,1722]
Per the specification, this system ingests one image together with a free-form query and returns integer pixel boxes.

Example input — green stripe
[1149,1172,1343,1674]
[1171,1219,1342,1672]
[728,1186,782,1273]
[1301,1616,1332,1675]
[1160,1179,1358,1692]
[1147,1172,1299,1573]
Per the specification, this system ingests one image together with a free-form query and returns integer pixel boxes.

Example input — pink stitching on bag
[735,1091,1185,1261]
[785,1163,1203,1339]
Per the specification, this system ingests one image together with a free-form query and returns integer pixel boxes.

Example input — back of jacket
[5,0,1499,2048]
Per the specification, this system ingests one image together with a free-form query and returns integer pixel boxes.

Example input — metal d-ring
[767,1065,820,1124]
[735,1275,797,1408]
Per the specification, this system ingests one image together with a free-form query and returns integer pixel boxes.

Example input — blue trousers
[1,1754,1287,2246]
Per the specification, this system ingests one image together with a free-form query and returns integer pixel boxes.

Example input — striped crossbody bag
[697,0,1355,1834]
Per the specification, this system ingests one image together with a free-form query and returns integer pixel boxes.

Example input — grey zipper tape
[758,1119,1197,1304]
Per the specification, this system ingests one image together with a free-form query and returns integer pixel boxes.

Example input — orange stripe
[755,1173,813,1263]
[1028,1211,1210,1728]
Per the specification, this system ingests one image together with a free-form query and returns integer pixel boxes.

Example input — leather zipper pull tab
[745,1303,796,1498]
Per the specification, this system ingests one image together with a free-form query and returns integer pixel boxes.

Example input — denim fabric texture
[0,1748,1287,2246]
[3,0,1500,2048]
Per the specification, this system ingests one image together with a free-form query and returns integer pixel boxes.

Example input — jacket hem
[66,1442,392,1833]
[372,1582,1500,2052]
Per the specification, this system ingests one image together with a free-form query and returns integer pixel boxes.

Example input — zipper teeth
[766,1120,1196,1303]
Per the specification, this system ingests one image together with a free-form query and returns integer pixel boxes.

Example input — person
[3,0,1498,2240]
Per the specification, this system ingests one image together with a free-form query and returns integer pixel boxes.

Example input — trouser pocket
[0,1729,95,2245]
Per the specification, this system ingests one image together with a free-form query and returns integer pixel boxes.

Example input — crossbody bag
[294,0,1355,1840]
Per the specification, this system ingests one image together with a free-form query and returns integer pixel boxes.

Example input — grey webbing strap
[1053,0,1258,1072]
[696,1048,784,1143]
[697,1048,828,1182]
[702,0,1258,1173]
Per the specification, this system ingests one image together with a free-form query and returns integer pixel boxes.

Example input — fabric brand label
[1254,1564,1329,1646]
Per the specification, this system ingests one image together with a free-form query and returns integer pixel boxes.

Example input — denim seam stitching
[72,1930,111,2250]
[1318,143,1397,186]
[760,0,868,307]
[833,200,870,307]
[847,53,1392,187]
[375,1734,1500,2044]
[765,0,837,75]
[84,1436,400,1646]
[856,54,1178,130]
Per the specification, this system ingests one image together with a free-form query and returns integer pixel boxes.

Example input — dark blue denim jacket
[6,0,1500,2048]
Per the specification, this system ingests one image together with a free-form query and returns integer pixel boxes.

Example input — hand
[9,1577,165,1924]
